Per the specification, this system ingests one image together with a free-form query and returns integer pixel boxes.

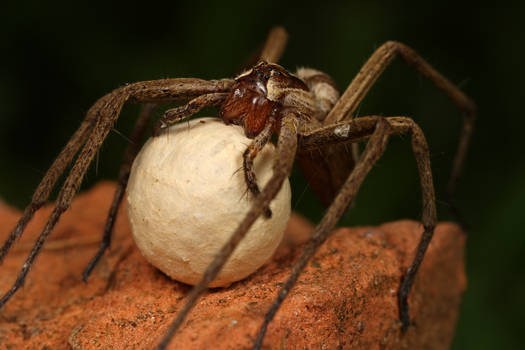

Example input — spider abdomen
[295,67,340,120]
[220,61,316,138]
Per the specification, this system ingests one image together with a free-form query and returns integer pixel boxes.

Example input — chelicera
[0,27,475,349]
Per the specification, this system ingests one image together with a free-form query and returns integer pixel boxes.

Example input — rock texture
[0,182,466,349]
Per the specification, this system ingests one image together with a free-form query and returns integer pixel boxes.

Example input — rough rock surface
[0,182,466,349]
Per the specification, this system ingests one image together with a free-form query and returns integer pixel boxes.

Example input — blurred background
[1,0,523,348]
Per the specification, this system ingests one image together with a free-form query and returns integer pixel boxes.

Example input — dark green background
[1,1,523,348]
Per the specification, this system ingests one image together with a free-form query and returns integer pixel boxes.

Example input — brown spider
[0,27,475,349]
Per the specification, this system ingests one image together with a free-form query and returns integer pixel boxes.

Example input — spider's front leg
[155,114,299,350]
[153,92,229,133]
[84,28,289,282]
[242,115,276,218]
[0,99,99,263]
[299,115,437,330]
[0,77,234,308]
[253,117,394,349]
[252,115,437,348]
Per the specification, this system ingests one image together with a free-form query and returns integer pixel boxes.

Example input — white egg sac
[126,117,291,287]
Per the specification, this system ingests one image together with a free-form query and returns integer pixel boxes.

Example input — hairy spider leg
[260,26,288,64]
[84,92,233,280]
[322,41,475,225]
[82,103,158,281]
[155,28,292,347]
[90,25,286,305]
[305,115,436,328]
[154,92,229,132]
[0,78,234,308]
[0,90,122,307]
[154,113,299,350]
[253,115,436,348]
[154,91,278,219]
[242,114,277,218]
[254,117,393,349]
[0,105,98,264]
[239,26,288,72]
[0,26,471,349]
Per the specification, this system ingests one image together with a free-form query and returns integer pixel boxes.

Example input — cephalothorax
[216,61,340,219]
[0,27,475,349]
[220,61,325,137]
[222,61,342,133]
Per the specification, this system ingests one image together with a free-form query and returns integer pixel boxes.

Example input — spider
[0,27,475,349]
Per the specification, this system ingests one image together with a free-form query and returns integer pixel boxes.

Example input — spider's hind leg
[386,116,437,330]
[299,115,437,330]
[253,117,393,349]
[254,115,437,347]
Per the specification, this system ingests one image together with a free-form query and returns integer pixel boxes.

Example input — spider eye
[264,74,270,80]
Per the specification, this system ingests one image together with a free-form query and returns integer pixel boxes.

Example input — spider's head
[220,61,308,138]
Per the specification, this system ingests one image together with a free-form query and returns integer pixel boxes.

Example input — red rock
[0,182,466,349]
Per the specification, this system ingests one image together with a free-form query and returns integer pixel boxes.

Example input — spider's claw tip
[264,207,272,218]
[81,261,96,283]
[400,315,411,332]
[81,270,90,283]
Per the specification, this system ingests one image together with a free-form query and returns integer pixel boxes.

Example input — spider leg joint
[334,124,351,138]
